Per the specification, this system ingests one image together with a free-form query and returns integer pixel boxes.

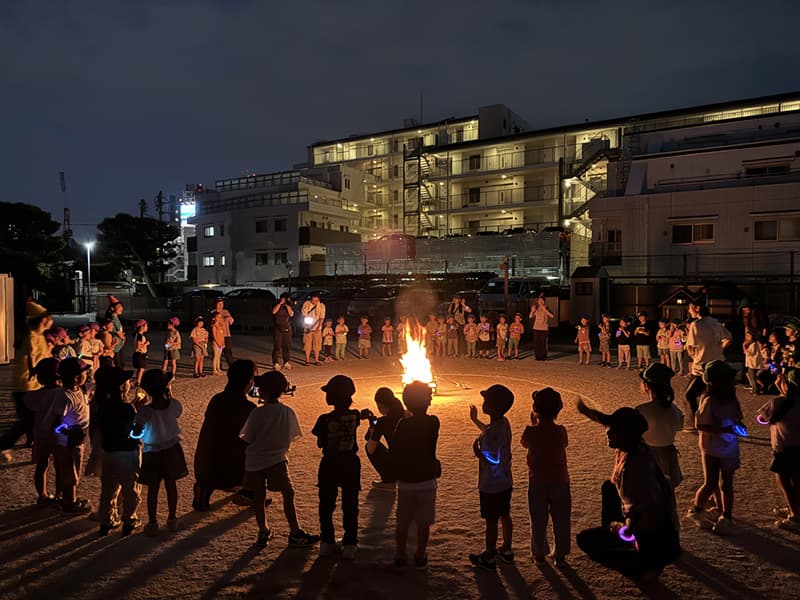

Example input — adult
[271,292,294,371]
[448,295,471,355]
[529,295,554,361]
[301,293,326,365]
[193,360,257,510]
[213,298,235,368]
[684,302,731,421]
[0,300,52,462]
[740,302,767,340]
[576,401,681,580]
[365,387,406,486]
[105,295,126,368]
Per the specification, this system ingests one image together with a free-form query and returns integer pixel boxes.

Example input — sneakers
[122,518,141,536]
[713,516,736,535]
[288,529,320,547]
[342,544,358,560]
[496,547,515,564]
[776,516,800,531]
[283,362,293,370]
[686,507,715,530]
[36,493,57,506]
[552,555,568,568]
[469,550,496,570]
[319,542,338,557]
[61,499,91,514]
[256,528,274,548]
[144,521,159,537]
[167,517,180,532]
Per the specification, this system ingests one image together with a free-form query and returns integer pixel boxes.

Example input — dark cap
[140,369,174,395]
[33,358,60,383]
[321,374,356,397]
[94,366,134,389]
[639,362,675,387]
[531,387,563,417]
[596,407,648,437]
[57,357,90,379]
[481,384,514,412]
[702,360,737,385]
[253,371,289,398]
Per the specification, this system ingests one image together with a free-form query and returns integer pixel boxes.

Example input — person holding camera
[301,293,326,366]
[272,292,294,371]
[364,387,406,488]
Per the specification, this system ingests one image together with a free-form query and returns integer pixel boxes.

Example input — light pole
[84,241,95,314]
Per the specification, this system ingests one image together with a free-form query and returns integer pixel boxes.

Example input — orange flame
[400,320,433,386]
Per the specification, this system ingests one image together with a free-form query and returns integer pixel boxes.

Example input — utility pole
[139,198,147,218]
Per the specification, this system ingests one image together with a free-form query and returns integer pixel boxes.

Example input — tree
[0,202,65,291]
[97,213,180,297]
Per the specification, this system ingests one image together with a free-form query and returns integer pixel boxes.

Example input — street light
[84,241,95,314]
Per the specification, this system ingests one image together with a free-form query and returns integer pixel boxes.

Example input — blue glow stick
[129,428,144,440]
[732,424,748,437]
[54,423,68,435]
[481,450,501,465]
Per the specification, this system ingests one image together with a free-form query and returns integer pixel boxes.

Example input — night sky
[3,1,798,240]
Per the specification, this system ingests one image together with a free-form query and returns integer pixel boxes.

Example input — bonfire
[400,320,436,391]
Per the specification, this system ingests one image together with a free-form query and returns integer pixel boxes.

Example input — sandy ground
[1,334,799,600]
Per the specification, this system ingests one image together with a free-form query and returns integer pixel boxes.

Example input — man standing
[448,295,471,356]
[105,295,126,368]
[529,295,554,361]
[301,293,326,365]
[214,298,235,368]
[684,302,731,422]
[272,293,294,370]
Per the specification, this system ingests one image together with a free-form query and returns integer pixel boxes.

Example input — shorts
[599,339,610,354]
[478,339,492,351]
[636,345,651,360]
[704,452,741,473]
[397,487,437,529]
[578,342,591,352]
[303,330,322,354]
[139,443,189,486]
[479,488,512,520]
[33,433,58,465]
[508,338,520,351]
[192,343,208,358]
[244,460,292,493]
[770,446,800,475]
[133,352,148,369]
[358,339,371,349]
[54,443,85,487]
[658,348,670,356]
[649,445,683,487]
[164,349,181,362]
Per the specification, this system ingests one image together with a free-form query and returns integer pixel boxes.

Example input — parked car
[478,278,550,317]
[223,288,277,331]
[347,285,439,324]
[437,290,481,316]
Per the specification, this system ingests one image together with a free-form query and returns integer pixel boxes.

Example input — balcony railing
[215,171,301,192]
[438,184,558,211]
[201,191,358,215]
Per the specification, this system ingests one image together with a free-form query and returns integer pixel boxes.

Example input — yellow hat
[25,300,48,319]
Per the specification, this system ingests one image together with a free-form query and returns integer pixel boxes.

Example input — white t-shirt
[240,402,302,472]
[696,395,740,459]
[135,399,183,453]
[636,401,684,448]
[758,396,800,453]
[54,388,91,447]
[686,316,731,375]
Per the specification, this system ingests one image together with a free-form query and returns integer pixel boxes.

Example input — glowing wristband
[732,424,748,437]
[129,428,144,440]
[54,424,68,435]
[481,450,501,465]
[618,525,636,544]
[756,414,769,426]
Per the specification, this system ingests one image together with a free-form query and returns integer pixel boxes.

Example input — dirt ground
[1,335,799,599]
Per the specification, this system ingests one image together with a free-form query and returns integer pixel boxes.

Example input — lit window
[203,225,215,238]
[220,254,226,267]
[203,255,215,267]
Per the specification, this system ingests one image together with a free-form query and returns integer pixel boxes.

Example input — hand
[469,404,478,421]
[609,521,625,535]
[279,297,285,305]
[576,397,592,417]
[530,411,539,426]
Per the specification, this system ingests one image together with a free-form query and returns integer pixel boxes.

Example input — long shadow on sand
[722,522,800,572]
[675,550,769,600]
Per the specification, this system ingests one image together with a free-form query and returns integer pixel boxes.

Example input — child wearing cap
[656,319,671,368]
[133,320,150,384]
[240,371,319,549]
[521,388,570,566]
[468,384,515,570]
[52,328,77,361]
[616,317,632,369]
[381,317,394,357]
[162,317,182,378]
[357,316,372,359]
[134,369,188,535]
[508,314,524,360]
[575,316,591,366]
[322,319,335,362]
[190,316,209,378]
[53,358,93,513]
[23,358,64,504]
[636,363,684,488]
[334,316,349,360]
[463,314,479,359]
[312,375,362,559]
[687,360,744,534]
[495,315,508,361]
[390,380,441,570]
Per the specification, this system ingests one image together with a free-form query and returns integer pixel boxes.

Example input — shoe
[283,362,292,370]
[686,507,715,530]
[552,555,567,568]
[61,499,91,514]
[319,542,338,557]
[773,506,792,518]
[122,518,140,536]
[36,493,56,506]
[167,517,180,532]
[414,554,428,570]
[193,373,200,378]
[393,555,408,569]
[256,528,274,548]
[533,555,547,564]
[273,363,282,371]
[469,550,496,570]
[288,529,320,546]
[0,450,12,463]
[713,516,735,535]
[98,517,122,536]
[496,547,514,563]
[776,517,800,531]
[372,480,396,489]
[144,521,159,536]
[200,373,206,378]
[342,544,358,560]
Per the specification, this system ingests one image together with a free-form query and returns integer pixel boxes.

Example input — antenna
[60,171,72,240]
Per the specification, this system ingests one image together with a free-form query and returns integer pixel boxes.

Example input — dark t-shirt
[312,409,360,455]
[390,414,441,482]
[366,414,402,446]
[99,398,139,452]
[617,326,631,346]
[274,304,292,332]
[634,323,651,346]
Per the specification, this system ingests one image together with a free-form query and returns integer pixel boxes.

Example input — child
[240,371,319,548]
[23,358,63,504]
[520,388,570,566]
[575,316,591,365]
[435,315,446,357]
[53,358,92,513]
[75,325,93,361]
[133,319,150,384]
[669,321,686,376]
[365,387,405,486]
[616,317,632,369]
[335,316,349,360]
[464,314,478,359]
[468,384,515,570]
[322,319,335,361]
[101,319,116,360]
[634,312,651,370]
[390,381,441,570]
[598,314,611,367]
[312,375,361,559]
[134,369,189,535]
[446,316,459,358]
[744,330,765,395]
[190,316,208,378]
[95,365,142,536]
[162,317,181,377]
[211,311,225,375]
[88,322,104,372]
[508,314,524,360]
[656,319,671,368]
[357,316,372,359]
[636,363,684,488]
[687,360,743,534]
[496,315,508,361]
[757,368,800,530]
[477,315,492,359]
[381,317,394,357]
[396,316,408,355]
[425,314,439,357]
[52,328,77,360]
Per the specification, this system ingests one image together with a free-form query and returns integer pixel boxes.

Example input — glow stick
[756,414,769,426]
[129,428,144,440]
[618,525,636,543]
[481,450,501,465]
[732,424,749,437]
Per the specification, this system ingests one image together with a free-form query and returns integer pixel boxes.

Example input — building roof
[309,115,478,148]
[571,266,608,279]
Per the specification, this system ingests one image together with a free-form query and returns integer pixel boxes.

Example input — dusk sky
[2,1,799,241]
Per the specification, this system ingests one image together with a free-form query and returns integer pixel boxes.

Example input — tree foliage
[97,213,180,296]
[0,202,65,290]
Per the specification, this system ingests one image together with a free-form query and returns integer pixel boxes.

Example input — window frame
[203,225,215,238]
[202,254,215,267]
